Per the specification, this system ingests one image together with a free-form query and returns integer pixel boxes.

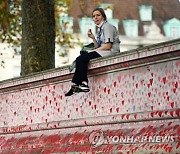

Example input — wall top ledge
[0,38,179,89]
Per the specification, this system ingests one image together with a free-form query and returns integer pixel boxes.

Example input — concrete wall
[0,39,179,153]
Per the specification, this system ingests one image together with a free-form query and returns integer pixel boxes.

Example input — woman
[65,8,120,96]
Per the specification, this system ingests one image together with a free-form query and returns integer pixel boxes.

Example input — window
[170,27,179,38]
[139,5,152,21]
[123,20,139,37]
[163,18,180,39]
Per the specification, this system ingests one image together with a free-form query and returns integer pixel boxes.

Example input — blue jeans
[72,51,101,85]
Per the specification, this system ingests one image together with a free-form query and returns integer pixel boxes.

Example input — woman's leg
[72,51,101,85]
[65,51,101,96]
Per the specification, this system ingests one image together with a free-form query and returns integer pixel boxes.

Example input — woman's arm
[88,42,112,52]
[91,37,98,49]
[96,42,112,50]
[87,29,98,48]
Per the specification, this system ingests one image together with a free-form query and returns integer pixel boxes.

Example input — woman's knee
[76,56,83,62]
[76,54,89,63]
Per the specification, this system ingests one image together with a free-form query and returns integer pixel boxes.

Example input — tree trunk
[21,0,55,75]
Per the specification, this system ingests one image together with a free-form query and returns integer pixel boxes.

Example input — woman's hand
[87,29,95,39]
[87,29,98,48]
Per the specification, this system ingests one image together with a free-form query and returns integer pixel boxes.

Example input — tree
[0,0,102,76]
[0,0,73,75]
[21,0,55,75]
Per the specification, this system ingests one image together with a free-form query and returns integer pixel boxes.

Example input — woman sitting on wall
[65,8,120,96]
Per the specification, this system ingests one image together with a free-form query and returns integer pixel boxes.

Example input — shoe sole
[78,89,90,92]
[72,86,90,93]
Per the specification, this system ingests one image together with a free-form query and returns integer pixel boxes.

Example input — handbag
[68,43,95,72]
[80,42,94,54]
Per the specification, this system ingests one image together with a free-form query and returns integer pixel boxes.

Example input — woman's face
[92,10,104,25]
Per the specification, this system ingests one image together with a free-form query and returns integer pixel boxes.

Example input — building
[58,0,180,62]
[0,0,180,81]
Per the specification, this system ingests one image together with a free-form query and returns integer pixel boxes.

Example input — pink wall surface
[0,39,180,153]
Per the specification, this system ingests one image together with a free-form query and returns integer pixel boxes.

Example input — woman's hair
[92,8,107,21]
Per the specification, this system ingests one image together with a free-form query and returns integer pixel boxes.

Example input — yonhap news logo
[88,130,177,148]
[89,130,105,148]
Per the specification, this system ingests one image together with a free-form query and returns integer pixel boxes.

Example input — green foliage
[55,0,74,57]
[0,0,74,56]
[0,0,21,49]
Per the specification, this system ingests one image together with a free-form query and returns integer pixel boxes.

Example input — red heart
[170,102,174,108]
[162,77,166,84]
